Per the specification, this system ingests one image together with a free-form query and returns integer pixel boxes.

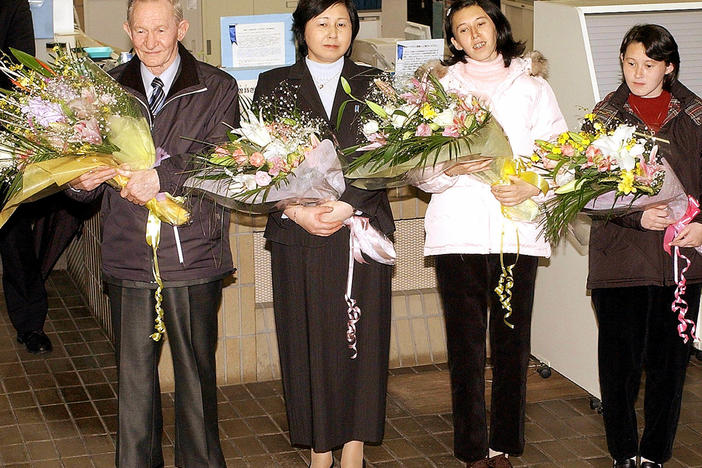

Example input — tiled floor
[2,272,702,467]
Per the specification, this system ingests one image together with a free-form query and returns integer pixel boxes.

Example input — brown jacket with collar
[587,80,702,289]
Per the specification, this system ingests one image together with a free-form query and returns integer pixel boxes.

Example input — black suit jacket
[253,58,395,247]
[0,0,34,90]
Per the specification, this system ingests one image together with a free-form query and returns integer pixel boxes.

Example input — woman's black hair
[443,0,525,67]
[292,0,360,58]
[619,24,680,90]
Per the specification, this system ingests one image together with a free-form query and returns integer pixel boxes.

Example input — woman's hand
[68,166,117,191]
[284,205,344,236]
[443,158,493,176]
[670,222,702,248]
[491,176,540,206]
[118,167,160,205]
[318,200,354,224]
[640,204,674,231]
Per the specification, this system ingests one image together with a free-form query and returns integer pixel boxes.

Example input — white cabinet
[502,0,534,52]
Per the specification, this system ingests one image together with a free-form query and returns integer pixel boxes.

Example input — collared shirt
[141,53,181,102]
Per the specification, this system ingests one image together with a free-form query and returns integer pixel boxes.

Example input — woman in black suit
[252,1,395,467]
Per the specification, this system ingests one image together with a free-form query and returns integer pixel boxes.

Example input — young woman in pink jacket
[414,1,566,466]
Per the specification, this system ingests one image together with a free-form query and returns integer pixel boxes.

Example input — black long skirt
[270,228,392,452]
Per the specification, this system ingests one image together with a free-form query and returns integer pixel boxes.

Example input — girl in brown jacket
[588,24,702,468]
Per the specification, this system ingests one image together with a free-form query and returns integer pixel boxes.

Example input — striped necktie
[149,77,165,115]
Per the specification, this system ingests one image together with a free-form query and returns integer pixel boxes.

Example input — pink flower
[442,125,461,138]
[228,147,249,165]
[415,123,432,137]
[255,170,272,186]
[560,144,575,157]
[71,118,102,144]
[267,157,284,176]
[214,146,229,156]
[249,151,265,167]
[68,88,98,120]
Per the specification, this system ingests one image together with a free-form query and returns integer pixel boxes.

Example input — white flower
[555,167,575,187]
[432,107,456,128]
[227,174,257,196]
[362,120,380,138]
[232,110,272,147]
[262,140,289,161]
[590,124,643,171]
[0,146,14,169]
[390,104,416,129]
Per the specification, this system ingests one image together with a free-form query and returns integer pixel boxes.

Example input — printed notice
[230,22,286,68]
[395,39,445,86]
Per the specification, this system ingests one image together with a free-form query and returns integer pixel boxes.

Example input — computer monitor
[404,21,432,40]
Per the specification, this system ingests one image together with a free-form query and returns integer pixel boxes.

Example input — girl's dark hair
[619,24,679,90]
[443,0,525,67]
[292,0,360,58]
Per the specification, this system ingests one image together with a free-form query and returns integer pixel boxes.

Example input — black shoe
[641,463,662,468]
[17,330,52,354]
[613,459,636,468]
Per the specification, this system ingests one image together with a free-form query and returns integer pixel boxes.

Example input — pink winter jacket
[415,53,567,258]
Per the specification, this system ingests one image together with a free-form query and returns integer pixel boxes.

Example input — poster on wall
[230,22,286,69]
[221,14,295,69]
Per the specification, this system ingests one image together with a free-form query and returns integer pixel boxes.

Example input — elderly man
[70,0,239,466]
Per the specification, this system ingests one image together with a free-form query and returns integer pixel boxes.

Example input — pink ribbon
[342,216,396,359]
[663,195,700,343]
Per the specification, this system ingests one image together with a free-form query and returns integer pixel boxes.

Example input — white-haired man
[70,0,239,465]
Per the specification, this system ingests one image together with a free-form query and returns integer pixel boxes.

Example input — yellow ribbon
[494,225,519,329]
[145,211,166,341]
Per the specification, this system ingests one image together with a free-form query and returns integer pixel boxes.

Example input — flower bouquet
[186,101,396,358]
[0,47,188,227]
[0,46,190,341]
[339,73,547,221]
[533,115,682,244]
[184,105,344,213]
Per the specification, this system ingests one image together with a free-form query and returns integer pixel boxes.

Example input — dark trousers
[0,204,48,334]
[0,194,86,334]
[435,253,538,463]
[592,284,700,464]
[106,281,225,468]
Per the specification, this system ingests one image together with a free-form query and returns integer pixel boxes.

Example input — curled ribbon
[145,211,166,341]
[494,227,518,329]
[342,216,396,359]
[663,195,700,343]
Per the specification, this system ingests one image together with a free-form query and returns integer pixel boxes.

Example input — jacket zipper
[134,87,209,268]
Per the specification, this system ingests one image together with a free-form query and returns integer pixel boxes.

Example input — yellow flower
[530,154,541,163]
[617,170,636,195]
[420,102,437,120]
[552,146,562,155]
[584,113,596,121]
[557,133,569,145]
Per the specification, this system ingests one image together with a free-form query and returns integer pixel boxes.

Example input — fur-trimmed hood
[420,50,549,80]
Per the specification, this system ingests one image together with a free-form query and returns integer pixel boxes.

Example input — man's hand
[491,176,540,206]
[284,205,344,236]
[670,222,702,248]
[119,168,160,205]
[641,204,674,231]
[69,166,117,191]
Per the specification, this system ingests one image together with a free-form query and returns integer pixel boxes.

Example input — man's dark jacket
[588,80,702,289]
[71,44,239,286]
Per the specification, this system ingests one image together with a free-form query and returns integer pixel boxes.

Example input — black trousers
[106,281,225,468]
[270,230,392,452]
[435,253,538,463]
[592,284,701,464]
[0,195,84,334]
